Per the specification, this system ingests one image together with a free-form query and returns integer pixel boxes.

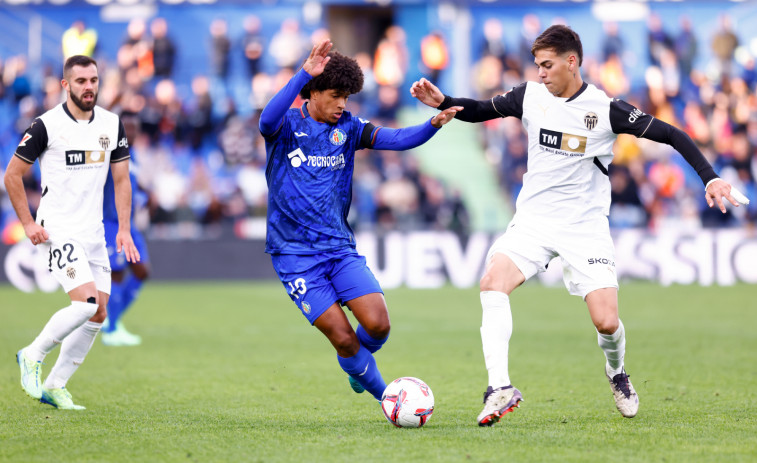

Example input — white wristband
[705,178,721,191]
[730,185,750,205]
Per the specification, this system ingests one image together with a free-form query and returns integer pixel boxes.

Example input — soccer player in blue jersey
[259,39,461,403]
[101,112,150,346]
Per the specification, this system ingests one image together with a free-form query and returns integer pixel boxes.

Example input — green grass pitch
[1,281,755,462]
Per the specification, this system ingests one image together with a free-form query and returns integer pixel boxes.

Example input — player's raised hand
[302,39,333,77]
[410,78,445,108]
[116,231,141,263]
[430,106,463,128]
[705,178,750,213]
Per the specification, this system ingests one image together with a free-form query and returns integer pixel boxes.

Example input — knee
[332,330,360,357]
[595,317,619,335]
[480,271,505,293]
[91,304,108,324]
[479,272,494,292]
[365,319,391,340]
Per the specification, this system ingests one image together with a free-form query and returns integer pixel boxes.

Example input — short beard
[69,91,97,112]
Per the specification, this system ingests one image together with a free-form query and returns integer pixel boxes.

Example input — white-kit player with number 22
[411,25,749,426]
[4,55,140,410]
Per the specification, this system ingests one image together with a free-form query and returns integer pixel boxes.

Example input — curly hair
[299,51,364,99]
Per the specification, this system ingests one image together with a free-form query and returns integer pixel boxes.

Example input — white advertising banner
[356,229,757,289]
[2,229,755,292]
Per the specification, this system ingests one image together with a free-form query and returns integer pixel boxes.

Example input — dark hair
[299,51,364,99]
[64,55,98,78]
[531,25,583,67]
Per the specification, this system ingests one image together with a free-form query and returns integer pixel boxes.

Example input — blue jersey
[264,104,371,254]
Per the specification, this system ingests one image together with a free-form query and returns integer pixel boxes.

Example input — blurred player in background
[101,111,150,346]
[411,25,749,426]
[5,55,139,410]
[259,39,460,403]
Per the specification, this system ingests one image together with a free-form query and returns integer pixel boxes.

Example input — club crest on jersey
[302,301,311,314]
[584,112,598,130]
[98,134,110,150]
[66,267,76,279]
[329,128,347,146]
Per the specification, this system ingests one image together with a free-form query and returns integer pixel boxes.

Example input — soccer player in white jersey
[411,25,750,426]
[4,55,140,410]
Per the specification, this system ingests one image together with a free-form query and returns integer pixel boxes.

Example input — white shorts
[487,215,618,299]
[42,236,111,295]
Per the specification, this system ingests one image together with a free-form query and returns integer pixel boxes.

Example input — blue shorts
[104,220,150,272]
[271,248,383,325]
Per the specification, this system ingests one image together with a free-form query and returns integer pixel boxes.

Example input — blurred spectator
[711,14,739,79]
[374,25,408,87]
[675,16,698,84]
[269,18,309,71]
[480,18,507,68]
[219,115,257,165]
[376,85,401,122]
[3,56,31,102]
[184,76,213,149]
[601,22,623,62]
[609,165,647,228]
[150,18,176,79]
[123,18,154,82]
[598,53,629,98]
[349,52,378,117]
[658,48,681,99]
[209,19,231,80]
[647,13,673,67]
[518,15,541,67]
[242,15,265,78]
[62,20,98,58]
[420,31,449,85]
[472,54,503,98]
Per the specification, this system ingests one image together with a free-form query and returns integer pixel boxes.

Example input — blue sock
[121,274,144,310]
[105,282,125,333]
[356,325,388,354]
[337,346,387,401]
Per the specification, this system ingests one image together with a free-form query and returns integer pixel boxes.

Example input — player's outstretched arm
[430,106,463,128]
[4,156,48,245]
[259,39,333,137]
[619,109,751,213]
[411,77,518,123]
[370,106,462,151]
[705,178,750,213]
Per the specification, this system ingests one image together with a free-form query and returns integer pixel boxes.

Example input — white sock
[598,319,626,378]
[45,321,102,389]
[480,291,513,389]
[26,301,98,363]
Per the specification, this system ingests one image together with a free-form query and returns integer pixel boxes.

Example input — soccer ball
[380,377,434,428]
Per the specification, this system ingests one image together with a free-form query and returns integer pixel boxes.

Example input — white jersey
[517,82,621,223]
[14,103,130,238]
[448,81,671,224]
[441,79,717,224]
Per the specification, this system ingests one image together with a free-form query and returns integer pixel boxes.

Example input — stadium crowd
[1,10,755,243]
